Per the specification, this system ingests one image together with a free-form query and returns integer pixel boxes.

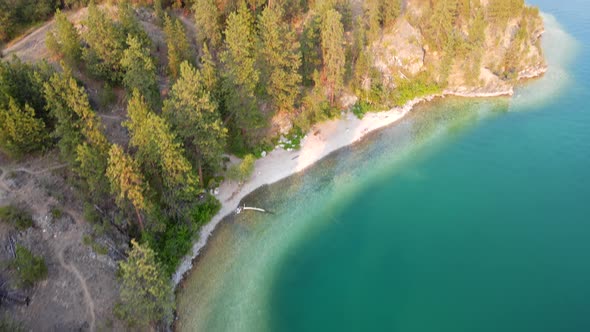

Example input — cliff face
[370,1,546,96]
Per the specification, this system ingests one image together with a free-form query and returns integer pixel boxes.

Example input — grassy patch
[11,245,47,287]
[0,314,23,332]
[50,207,63,219]
[82,234,108,255]
[392,79,441,107]
[0,205,33,230]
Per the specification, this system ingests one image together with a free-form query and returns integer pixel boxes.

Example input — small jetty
[236,204,268,214]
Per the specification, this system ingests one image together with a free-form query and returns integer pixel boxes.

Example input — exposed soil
[0,152,127,331]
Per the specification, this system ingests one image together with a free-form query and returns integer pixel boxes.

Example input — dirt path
[0,167,8,191]
[2,7,88,63]
[0,164,97,332]
[99,113,124,120]
[0,163,68,191]
[11,163,69,175]
[2,20,55,61]
[56,230,96,332]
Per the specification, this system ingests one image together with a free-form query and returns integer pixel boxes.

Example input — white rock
[261,151,267,157]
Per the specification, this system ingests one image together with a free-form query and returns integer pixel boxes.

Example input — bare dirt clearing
[0,152,126,331]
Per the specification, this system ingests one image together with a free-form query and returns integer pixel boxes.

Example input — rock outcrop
[370,1,546,96]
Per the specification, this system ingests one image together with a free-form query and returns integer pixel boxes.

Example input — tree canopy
[163,61,227,184]
[321,9,345,105]
[116,239,174,327]
[121,35,160,108]
[124,90,198,216]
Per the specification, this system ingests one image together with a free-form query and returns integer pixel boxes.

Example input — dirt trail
[2,7,88,62]
[0,164,97,332]
[99,113,124,120]
[56,226,97,332]
[2,20,55,61]
[12,163,69,175]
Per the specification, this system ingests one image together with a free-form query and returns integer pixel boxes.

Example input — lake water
[176,1,590,331]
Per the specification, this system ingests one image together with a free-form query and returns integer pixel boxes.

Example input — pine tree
[163,62,227,184]
[0,99,48,156]
[124,91,198,215]
[116,239,174,327]
[0,59,51,123]
[193,0,222,49]
[118,0,151,48]
[321,9,345,105]
[44,67,110,201]
[221,2,262,144]
[425,0,459,49]
[76,142,110,203]
[43,68,85,160]
[82,2,126,83]
[364,0,381,38]
[382,0,402,28]
[221,2,259,98]
[153,0,164,26]
[300,15,322,86]
[46,9,82,64]
[258,5,302,113]
[200,43,219,96]
[163,15,192,79]
[121,35,160,109]
[364,0,401,38]
[107,144,150,231]
[246,0,266,11]
[352,17,366,63]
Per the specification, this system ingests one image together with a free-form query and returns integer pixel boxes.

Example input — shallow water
[176,2,589,331]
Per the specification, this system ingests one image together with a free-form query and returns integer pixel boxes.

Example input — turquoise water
[177,2,590,331]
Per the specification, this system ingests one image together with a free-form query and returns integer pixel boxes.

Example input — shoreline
[172,71,546,286]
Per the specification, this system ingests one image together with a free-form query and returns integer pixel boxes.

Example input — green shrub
[152,223,192,276]
[207,176,224,190]
[145,195,220,276]
[83,234,93,246]
[0,205,33,230]
[392,79,441,107]
[83,232,108,255]
[92,242,108,255]
[98,83,116,108]
[0,314,23,332]
[0,100,49,157]
[281,127,304,150]
[50,207,62,219]
[83,203,101,224]
[190,195,221,228]
[227,154,256,183]
[351,101,373,119]
[12,245,47,287]
[250,141,275,158]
